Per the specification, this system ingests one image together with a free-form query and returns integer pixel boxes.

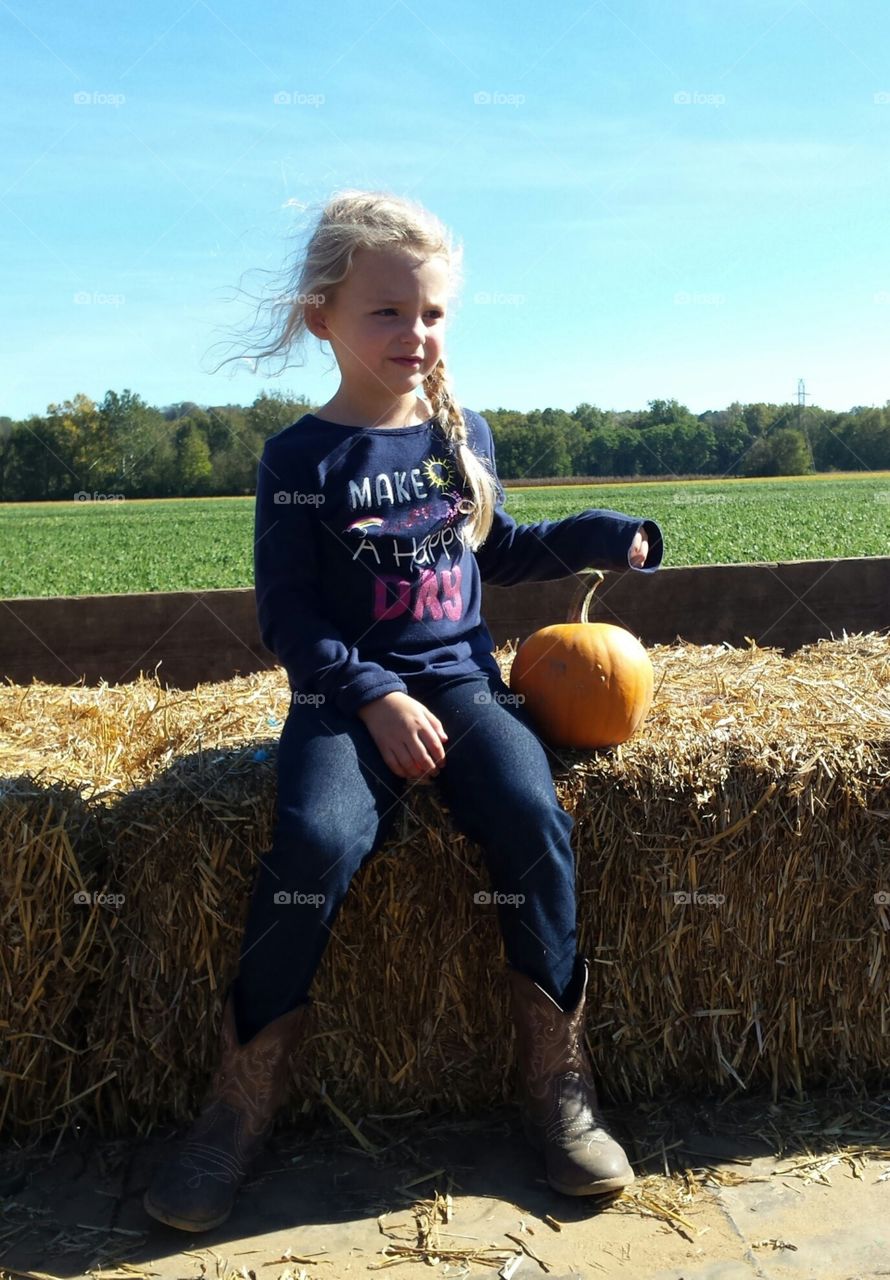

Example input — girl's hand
[629,525,649,568]
[356,691,448,783]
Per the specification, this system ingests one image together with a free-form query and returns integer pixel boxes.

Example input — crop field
[2,472,889,599]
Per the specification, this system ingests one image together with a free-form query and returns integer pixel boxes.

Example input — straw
[1,629,888,1143]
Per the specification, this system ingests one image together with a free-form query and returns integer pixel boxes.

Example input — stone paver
[2,1094,889,1280]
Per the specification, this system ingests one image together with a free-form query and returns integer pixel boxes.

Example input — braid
[424,359,498,551]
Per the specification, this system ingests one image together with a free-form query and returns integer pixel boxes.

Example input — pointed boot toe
[144,988,310,1233]
[508,957,635,1198]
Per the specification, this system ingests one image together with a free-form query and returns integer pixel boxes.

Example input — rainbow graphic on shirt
[345,515,386,534]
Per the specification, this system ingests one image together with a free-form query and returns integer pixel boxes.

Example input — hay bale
[0,779,112,1145]
[81,748,273,1136]
[1,634,889,1142]
[566,631,890,1103]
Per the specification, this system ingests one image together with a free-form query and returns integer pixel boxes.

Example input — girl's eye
[374,309,444,318]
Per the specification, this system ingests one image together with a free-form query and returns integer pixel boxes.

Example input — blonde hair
[211,189,499,549]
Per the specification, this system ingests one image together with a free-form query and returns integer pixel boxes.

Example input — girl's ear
[304,304,331,340]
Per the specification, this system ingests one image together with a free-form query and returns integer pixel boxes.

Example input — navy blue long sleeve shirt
[254,407,664,717]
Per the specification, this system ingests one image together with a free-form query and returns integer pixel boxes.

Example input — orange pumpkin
[509,571,654,748]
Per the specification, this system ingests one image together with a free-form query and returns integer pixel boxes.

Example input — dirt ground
[2,1089,890,1280]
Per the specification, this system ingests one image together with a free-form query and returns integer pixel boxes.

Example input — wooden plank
[482,557,890,651]
[0,589,265,690]
[1,557,888,690]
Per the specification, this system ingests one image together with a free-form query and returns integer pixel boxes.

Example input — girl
[144,189,664,1233]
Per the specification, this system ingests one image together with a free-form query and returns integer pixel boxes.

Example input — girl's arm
[468,412,664,589]
[254,439,409,717]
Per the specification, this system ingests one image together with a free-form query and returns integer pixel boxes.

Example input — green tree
[772,427,813,474]
[1,417,62,500]
[712,414,756,476]
[246,389,312,440]
[99,389,170,495]
[646,398,692,427]
[43,393,117,495]
[579,426,618,476]
[843,407,888,470]
[177,424,213,495]
[741,427,812,476]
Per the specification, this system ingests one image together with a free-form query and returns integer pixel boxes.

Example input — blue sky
[3,0,889,421]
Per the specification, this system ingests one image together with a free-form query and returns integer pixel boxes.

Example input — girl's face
[308,247,450,406]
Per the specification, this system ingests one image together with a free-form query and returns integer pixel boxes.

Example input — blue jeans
[233,668,579,1040]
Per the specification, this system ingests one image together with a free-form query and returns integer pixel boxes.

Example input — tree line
[0,390,888,502]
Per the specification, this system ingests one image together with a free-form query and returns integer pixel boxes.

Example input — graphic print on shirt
[341,453,472,624]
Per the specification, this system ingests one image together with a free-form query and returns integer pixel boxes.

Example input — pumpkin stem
[580,570,605,625]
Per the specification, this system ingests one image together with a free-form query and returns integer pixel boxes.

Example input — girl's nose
[402,317,426,344]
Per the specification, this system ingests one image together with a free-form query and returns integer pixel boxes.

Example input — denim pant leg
[233,694,407,1039]
[424,670,578,1004]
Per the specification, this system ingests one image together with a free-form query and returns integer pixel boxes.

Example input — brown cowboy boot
[507,956,635,1196]
[143,985,310,1232]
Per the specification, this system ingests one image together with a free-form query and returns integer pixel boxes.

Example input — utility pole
[797,378,816,470]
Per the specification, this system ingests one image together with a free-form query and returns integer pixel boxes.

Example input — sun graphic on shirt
[422,456,455,491]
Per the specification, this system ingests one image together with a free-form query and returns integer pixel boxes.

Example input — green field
[2,473,888,599]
